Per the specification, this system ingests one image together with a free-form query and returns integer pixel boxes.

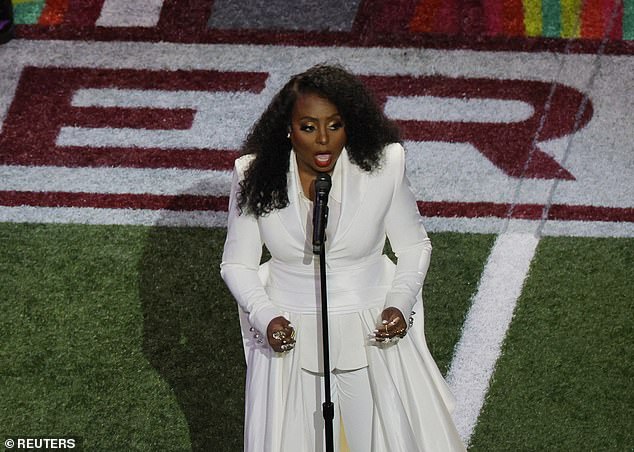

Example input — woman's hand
[267,316,296,353]
[372,307,407,343]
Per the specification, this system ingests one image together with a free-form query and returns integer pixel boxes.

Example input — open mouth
[314,153,332,167]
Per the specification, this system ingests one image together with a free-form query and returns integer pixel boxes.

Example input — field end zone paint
[0,41,632,223]
[14,0,634,50]
[96,0,164,28]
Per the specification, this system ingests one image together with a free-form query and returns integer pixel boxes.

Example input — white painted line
[423,217,554,236]
[422,216,510,235]
[385,96,535,123]
[96,0,165,28]
[425,217,634,237]
[541,219,634,238]
[446,232,540,444]
[0,165,232,196]
[0,206,228,228]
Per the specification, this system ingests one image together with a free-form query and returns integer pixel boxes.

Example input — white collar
[290,147,346,203]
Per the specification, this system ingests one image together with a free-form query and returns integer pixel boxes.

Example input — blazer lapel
[329,148,367,250]
[274,150,309,244]
[275,148,368,252]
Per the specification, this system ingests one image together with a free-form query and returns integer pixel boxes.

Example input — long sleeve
[220,159,283,336]
[383,145,432,317]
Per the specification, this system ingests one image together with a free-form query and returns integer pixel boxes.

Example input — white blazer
[221,142,431,338]
[220,143,465,452]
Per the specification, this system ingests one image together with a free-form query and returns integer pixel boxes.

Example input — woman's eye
[329,122,343,130]
[300,124,315,132]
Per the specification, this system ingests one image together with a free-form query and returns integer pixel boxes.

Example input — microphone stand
[318,236,334,452]
[313,175,334,452]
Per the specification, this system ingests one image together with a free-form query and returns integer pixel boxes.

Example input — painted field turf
[13,0,634,40]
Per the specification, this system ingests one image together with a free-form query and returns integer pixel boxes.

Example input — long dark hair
[238,64,400,216]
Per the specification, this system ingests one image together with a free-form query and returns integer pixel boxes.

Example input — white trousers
[301,366,373,452]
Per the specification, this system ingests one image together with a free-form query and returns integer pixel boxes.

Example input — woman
[221,64,465,451]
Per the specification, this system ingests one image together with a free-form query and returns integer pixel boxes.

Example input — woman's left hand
[373,307,407,343]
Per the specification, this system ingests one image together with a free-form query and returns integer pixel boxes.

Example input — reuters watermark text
[4,437,80,450]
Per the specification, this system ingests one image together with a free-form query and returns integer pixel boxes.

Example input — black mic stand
[313,175,334,452]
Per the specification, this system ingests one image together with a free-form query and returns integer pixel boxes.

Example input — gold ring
[272,331,286,341]
[385,324,389,334]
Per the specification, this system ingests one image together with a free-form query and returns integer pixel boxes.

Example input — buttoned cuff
[385,293,416,323]
[249,304,284,341]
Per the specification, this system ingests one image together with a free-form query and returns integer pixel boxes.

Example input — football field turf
[2,224,631,450]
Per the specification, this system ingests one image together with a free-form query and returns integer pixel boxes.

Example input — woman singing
[221,64,465,452]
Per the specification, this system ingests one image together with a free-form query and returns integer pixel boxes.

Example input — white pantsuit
[221,143,465,451]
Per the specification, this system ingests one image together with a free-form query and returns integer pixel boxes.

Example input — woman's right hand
[267,316,296,353]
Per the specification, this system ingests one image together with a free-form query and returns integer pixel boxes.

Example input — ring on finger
[272,330,287,341]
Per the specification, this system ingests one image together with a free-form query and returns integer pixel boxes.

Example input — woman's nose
[316,127,329,145]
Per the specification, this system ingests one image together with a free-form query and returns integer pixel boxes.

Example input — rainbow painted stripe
[12,0,634,40]
[411,0,633,40]
[13,0,66,26]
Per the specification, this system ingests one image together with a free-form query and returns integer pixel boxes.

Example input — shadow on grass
[139,203,245,452]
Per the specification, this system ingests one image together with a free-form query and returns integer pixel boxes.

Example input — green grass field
[1,223,632,451]
[470,237,633,451]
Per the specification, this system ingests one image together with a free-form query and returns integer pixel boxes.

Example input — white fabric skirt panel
[236,256,466,452]
[239,307,328,452]
[360,302,465,451]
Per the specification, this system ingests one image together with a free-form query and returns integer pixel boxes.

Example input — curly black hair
[238,64,401,216]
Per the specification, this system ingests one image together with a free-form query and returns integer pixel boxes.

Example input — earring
[287,131,291,139]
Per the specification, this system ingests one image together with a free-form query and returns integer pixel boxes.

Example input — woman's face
[289,92,347,177]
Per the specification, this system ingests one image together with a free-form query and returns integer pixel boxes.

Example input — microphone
[312,173,332,254]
